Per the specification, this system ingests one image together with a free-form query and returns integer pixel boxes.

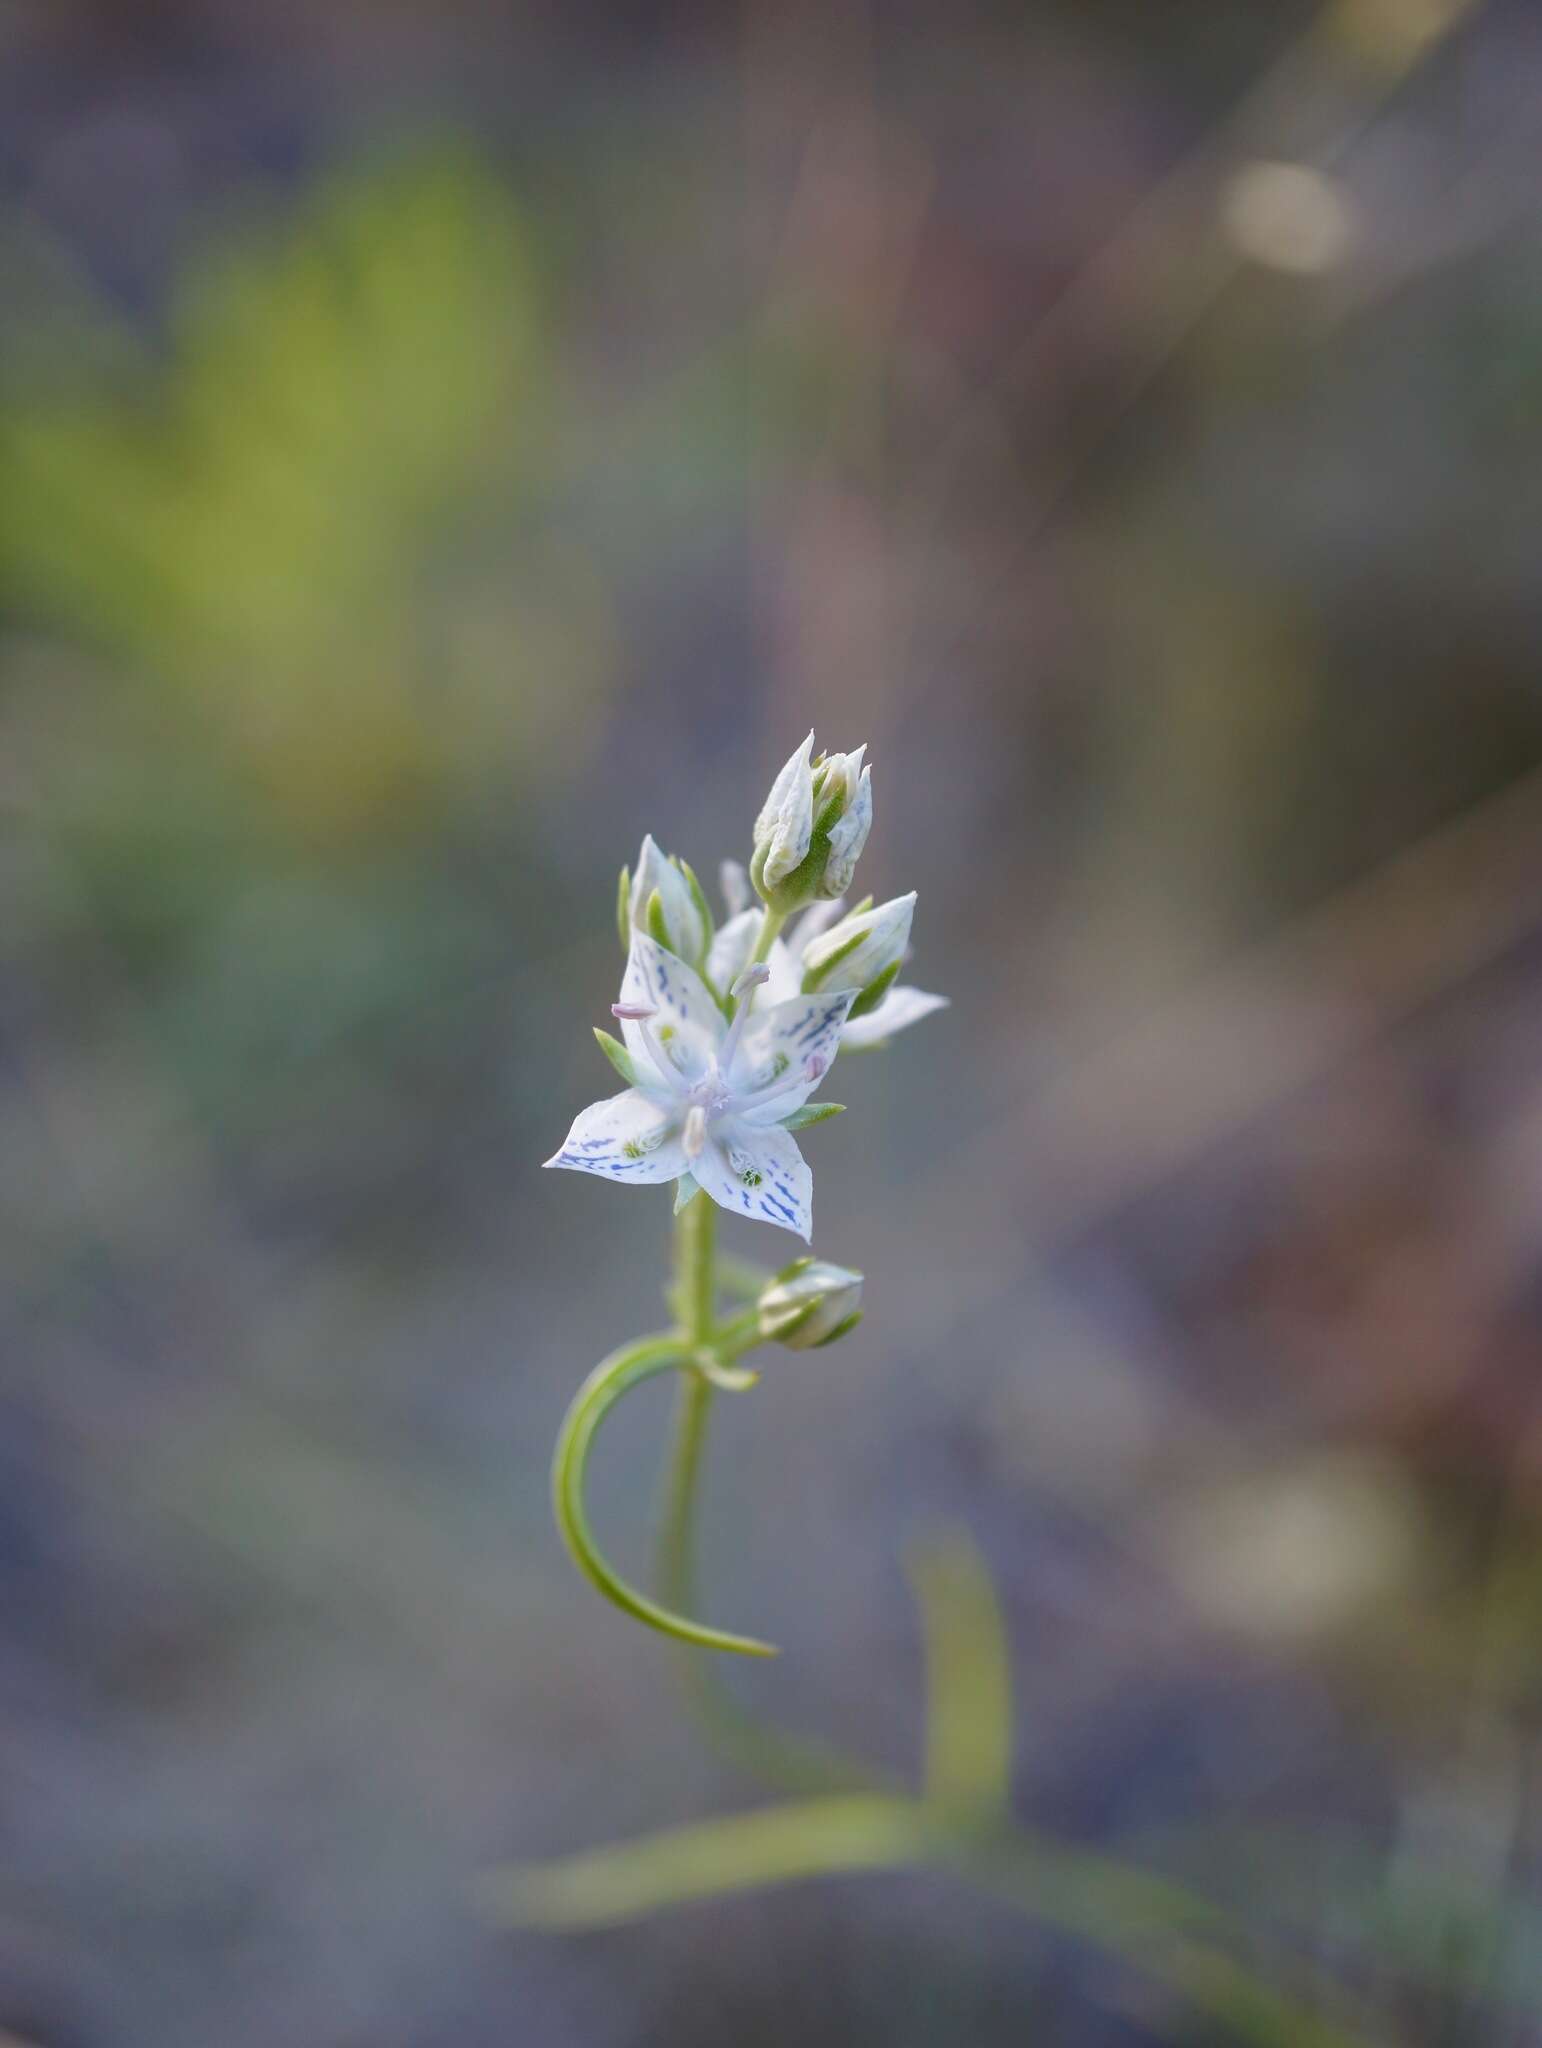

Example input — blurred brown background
[4,0,1542,2041]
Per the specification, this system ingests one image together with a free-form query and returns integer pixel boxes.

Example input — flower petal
[618,935,724,1086]
[719,859,752,917]
[543,1090,687,1182]
[785,897,847,958]
[822,762,872,896]
[707,912,802,1006]
[801,892,915,994]
[693,1116,812,1239]
[762,937,802,1005]
[754,733,815,888]
[631,834,710,964]
[729,988,856,1119]
[705,908,760,997]
[838,985,949,1049]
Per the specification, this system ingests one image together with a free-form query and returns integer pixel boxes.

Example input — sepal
[779,1102,846,1130]
[593,1027,640,1087]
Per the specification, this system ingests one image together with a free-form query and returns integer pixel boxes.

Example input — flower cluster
[545,735,945,1242]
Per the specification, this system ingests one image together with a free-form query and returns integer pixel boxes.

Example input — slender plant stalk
[660,1162,886,1794]
[748,905,786,966]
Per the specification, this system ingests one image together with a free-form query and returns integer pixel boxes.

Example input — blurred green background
[4,0,1542,2041]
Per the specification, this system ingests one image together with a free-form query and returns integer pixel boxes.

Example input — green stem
[659,1189,720,1623]
[659,1188,884,1794]
[673,1178,717,1339]
[552,1327,776,1658]
[748,905,787,967]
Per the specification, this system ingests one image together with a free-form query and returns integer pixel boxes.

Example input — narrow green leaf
[779,1102,846,1131]
[480,1795,925,1930]
[593,1028,639,1087]
[616,865,632,949]
[908,1530,1014,1821]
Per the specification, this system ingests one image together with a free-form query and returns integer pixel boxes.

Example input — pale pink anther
[612,1001,658,1021]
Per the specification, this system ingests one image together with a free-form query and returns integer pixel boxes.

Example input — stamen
[615,1001,690,1087]
[718,962,771,1073]
[683,1105,708,1159]
[730,1052,829,1116]
[730,962,772,998]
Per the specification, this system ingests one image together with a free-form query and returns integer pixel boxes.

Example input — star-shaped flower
[544,935,855,1239]
[706,893,948,1050]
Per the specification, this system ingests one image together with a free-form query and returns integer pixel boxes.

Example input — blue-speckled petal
[617,934,724,1087]
[729,988,856,1121]
[692,1116,812,1240]
[543,1089,686,1183]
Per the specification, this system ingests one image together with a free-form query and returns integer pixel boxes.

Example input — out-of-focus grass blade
[481,1795,925,1930]
[907,1529,1013,1820]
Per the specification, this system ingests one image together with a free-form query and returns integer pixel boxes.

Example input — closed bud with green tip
[620,833,713,968]
[757,1258,864,1350]
[750,734,873,913]
[800,892,915,1019]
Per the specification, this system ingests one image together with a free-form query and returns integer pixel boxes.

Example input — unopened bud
[757,1258,864,1350]
[800,892,915,1019]
[619,834,713,967]
[750,736,873,912]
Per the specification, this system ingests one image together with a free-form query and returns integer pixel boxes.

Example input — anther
[683,1105,708,1159]
[730,962,772,998]
[612,1002,658,1021]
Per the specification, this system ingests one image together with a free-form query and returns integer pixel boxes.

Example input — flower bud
[800,892,914,1019]
[750,735,872,912]
[757,1258,864,1349]
[619,833,712,967]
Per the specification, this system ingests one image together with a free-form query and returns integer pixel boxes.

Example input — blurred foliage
[492,1533,1376,2048]
[0,150,611,851]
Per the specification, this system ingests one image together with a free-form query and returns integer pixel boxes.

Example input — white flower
[706,895,946,1052]
[544,934,856,1239]
[621,834,711,967]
